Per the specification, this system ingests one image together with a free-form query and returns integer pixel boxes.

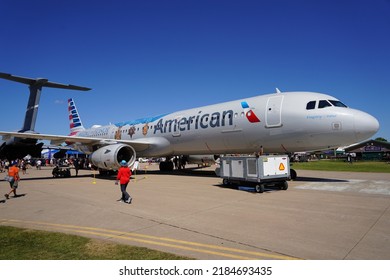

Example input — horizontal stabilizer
[0,72,91,91]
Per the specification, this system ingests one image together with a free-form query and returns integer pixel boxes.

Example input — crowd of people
[0,157,93,173]
[1,157,135,204]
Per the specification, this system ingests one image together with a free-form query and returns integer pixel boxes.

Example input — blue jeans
[120,183,131,201]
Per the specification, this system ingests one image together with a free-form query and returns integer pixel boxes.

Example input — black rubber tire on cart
[222,178,230,186]
[280,181,288,190]
[255,184,264,193]
[290,169,297,180]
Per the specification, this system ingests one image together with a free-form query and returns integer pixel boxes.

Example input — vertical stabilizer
[0,72,91,133]
[68,98,85,135]
[21,83,43,132]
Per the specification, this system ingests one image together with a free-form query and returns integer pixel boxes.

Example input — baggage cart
[218,155,290,193]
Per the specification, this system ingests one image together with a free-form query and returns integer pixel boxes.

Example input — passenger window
[318,100,332,108]
[306,101,316,110]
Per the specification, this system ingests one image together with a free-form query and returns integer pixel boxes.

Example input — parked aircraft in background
[0,86,379,173]
[0,72,90,160]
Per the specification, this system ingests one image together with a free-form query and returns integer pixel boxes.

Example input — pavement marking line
[0,219,299,260]
[1,219,251,260]
[63,228,254,260]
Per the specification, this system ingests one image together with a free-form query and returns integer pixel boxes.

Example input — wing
[0,131,154,152]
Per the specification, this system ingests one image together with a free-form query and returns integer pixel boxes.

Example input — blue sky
[1,0,389,141]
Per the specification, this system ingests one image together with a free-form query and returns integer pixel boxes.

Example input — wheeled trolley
[52,165,72,178]
[218,155,290,193]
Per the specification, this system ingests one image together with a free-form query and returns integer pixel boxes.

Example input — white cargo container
[218,155,290,193]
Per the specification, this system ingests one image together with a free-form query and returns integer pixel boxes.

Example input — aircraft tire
[159,161,174,172]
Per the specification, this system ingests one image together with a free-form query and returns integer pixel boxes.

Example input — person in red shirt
[116,160,132,204]
[5,161,20,199]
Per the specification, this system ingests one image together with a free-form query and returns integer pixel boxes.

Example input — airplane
[184,155,218,167]
[0,87,379,175]
[0,72,91,160]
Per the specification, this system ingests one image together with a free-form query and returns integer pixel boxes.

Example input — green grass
[0,225,190,260]
[292,160,390,173]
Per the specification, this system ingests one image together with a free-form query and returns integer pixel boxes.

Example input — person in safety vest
[5,161,20,199]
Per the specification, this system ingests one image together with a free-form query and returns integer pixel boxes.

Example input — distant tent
[41,148,85,159]
[66,150,84,155]
[41,149,60,159]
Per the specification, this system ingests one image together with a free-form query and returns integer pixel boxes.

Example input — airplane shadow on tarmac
[94,168,350,190]
[96,167,218,181]
[214,176,348,194]
[140,167,218,177]
[13,169,349,185]
[2,169,215,184]
[294,177,348,183]
[13,174,92,182]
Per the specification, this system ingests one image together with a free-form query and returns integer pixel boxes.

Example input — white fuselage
[74,91,379,156]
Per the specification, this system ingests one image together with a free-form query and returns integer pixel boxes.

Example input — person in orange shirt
[5,161,20,199]
[116,160,132,204]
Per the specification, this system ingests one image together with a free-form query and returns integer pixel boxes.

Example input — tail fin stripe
[67,98,85,134]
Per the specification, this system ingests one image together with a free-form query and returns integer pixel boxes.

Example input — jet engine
[90,144,136,170]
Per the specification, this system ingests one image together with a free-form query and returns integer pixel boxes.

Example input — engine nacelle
[90,144,136,170]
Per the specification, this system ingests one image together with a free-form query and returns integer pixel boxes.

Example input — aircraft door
[109,126,117,139]
[265,95,284,128]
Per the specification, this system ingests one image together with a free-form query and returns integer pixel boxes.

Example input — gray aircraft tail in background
[0,72,90,160]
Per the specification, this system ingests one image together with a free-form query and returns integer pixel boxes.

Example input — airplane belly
[170,133,205,154]
[72,144,93,154]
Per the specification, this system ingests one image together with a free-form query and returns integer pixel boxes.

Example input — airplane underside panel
[0,141,43,160]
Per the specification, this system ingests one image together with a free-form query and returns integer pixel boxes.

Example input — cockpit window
[306,101,316,110]
[329,100,347,108]
[318,100,332,109]
[307,99,348,110]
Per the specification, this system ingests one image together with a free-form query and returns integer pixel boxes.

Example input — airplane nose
[354,110,380,142]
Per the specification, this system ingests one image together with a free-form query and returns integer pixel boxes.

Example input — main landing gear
[159,160,174,172]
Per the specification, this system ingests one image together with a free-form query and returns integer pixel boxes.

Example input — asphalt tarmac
[1,163,389,260]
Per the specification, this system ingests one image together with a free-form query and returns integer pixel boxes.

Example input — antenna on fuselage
[0,72,91,132]
[276,88,282,93]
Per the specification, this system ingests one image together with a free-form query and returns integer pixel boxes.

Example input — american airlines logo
[153,101,260,134]
[241,101,261,123]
